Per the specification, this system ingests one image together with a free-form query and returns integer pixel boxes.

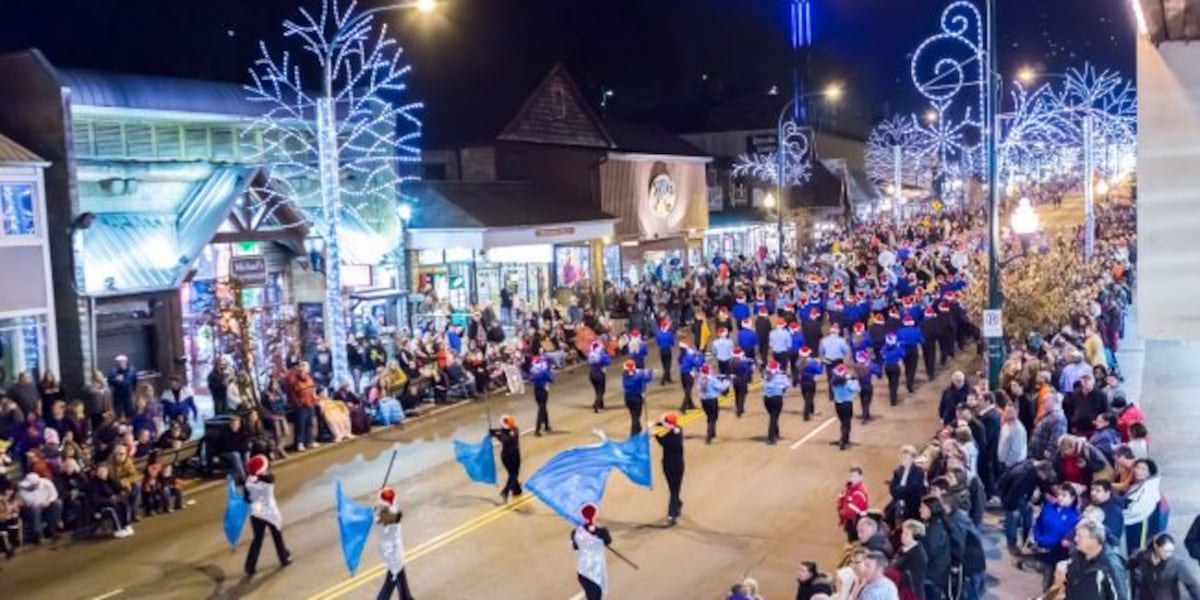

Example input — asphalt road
[5,353,970,600]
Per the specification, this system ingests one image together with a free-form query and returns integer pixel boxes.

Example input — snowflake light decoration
[733,119,813,186]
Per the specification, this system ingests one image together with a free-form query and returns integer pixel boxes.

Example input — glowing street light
[1010,197,1041,235]
[924,109,938,124]
[416,0,437,13]
[823,82,844,103]
[763,192,777,209]
[1016,66,1036,85]
[1095,179,1111,196]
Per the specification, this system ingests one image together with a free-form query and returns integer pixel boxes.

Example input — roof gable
[498,64,613,149]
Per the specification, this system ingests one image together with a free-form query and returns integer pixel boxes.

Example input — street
[5,355,965,600]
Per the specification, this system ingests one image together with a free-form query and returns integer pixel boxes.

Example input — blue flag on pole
[335,480,375,576]
[525,433,654,525]
[223,476,248,548]
[453,433,497,485]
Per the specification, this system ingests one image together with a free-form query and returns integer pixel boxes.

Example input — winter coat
[1128,547,1200,600]
[1030,409,1067,460]
[837,481,869,528]
[1033,503,1081,549]
[1064,548,1130,600]
[1123,477,1163,526]
[889,465,927,519]
[921,517,952,592]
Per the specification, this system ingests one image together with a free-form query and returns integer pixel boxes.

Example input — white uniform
[379,511,406,576]
[245,476,282,529]
[573,525,608,596]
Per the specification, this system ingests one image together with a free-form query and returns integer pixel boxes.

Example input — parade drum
[951,251,969,270]
[877,249,897,269]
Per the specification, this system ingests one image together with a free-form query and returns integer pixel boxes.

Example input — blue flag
[453,433,497,485]
[335,480,375,575]
[223,476,248,548]
[525,433,654,525]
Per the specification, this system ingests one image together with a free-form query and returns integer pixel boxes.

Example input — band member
[242,455,291,576]
[896,316,924,393]
[937,301,957,365]
[621,360,654,436]
[587,341,610,413]
[731,347,754,418]
[376,487,415,600]
[489,415,522,503]
[762,360,790,445]
[627,329,647,369]
[853,350,882,423]
[881,333,905,406]
[768,319,792,375]
[653,413,685,526]
[697,364,731,444]
[919,306,941,381]
[655,319,675,385]
[712,327,735,375]
[797,346,824,421]
[831,365,861,451]
[572,504,613,600]
[530,355,554,436]
[737,319,758,366]
[820,323,851,399]
[677,342,703,413]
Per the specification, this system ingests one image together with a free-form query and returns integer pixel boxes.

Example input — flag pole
[381,449,398,487]
[607,546,640,570]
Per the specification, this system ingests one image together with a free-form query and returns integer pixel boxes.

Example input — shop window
[0,183,36,237]
[554,246,589,289]
[0,314,49,385]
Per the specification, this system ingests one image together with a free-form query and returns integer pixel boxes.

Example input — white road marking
[91,590,124,600]
[790,417,837,450]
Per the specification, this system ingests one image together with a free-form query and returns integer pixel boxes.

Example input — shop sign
[535,226,575,238]
[229,255,268,286]
[649,173,677,217]
[746,133,779,156]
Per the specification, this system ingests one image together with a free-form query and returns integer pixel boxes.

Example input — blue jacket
[655,329,676,350]
[800,359,824,384]
[790,330,805,352]
[763,372,790,397]
[737,328,757,352]
[896,326,924,349]
[699,374,731,400]
[882,343,905,365]
[678,349,704,374]
[832,377,861,404]
[622,370,653,396]
[1032,504,1080,549]
[732,302,751,322]
[733,357,754,386]
[530,365,554,388]
[628,337,648,360]
[587,349,611,372]
[447,330,462,353]
[858,361,882,387]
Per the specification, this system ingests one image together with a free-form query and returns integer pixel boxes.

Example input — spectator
[938,371,969,426]
[37,371,64,421]
[107,443,141,521]
[1089,479,1125,549]
[1110,393,1144,443]
[64,401,91,450]
[997,404,1028,471]
[1032,485,1082,586]
[86,464,134,538]
[1123,458,1165,556]
[918,496,953,598]
[316,389,354,443]
[158,463,184,513]
[999,459,1056,555]
[1051,434,1112,487]
[92,410,120,463]
[1127,533,1200,600]
[892,520,929,600]
[1,484,19,557]
[1066,373,1109,436]
[84,370,112,427]
[1089,412,1121,463]
[854,550,900,600]
[888,445,927,523]
[1030,394,1068,460]
[17,472,62,544]
[287,362,318,452]
[837,466,869,542]
[1111,445,1138,495]
[261,378,290,456]
[107,355,138,420]
[43,399,68,440]
[159,375,198,425]
[218,413,252,481]
[208,357,231,415]
[796,560,835,600]
[8,371,39,417]
[1064,519,1129,600]
[1127,422,1150,459]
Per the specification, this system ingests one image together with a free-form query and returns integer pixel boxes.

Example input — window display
[555,246,589,288]
[0,183,36,237]
[0,314,48,385]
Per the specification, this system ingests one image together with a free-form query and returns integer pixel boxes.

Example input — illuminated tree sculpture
[247,0,423,384]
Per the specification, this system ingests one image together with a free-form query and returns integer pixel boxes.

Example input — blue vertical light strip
[789,0,811,122]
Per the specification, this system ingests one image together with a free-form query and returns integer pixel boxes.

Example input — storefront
[0,138,58,385]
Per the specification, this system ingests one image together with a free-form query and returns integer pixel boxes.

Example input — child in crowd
[1127,422,1149,459]
[159,464,184,512]
[134,429,153,459]
[141,454,165,515]
[0,487,19,558]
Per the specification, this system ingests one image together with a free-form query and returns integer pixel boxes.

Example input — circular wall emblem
[649,173,677,217]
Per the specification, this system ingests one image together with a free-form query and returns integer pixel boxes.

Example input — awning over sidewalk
[405,180,616,250]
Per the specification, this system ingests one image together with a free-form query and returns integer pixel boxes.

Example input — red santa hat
[902,316,916,326]
[903,295,915,306]
[939,302,951,312]
[742,319,752,328]
[662,412,678,427]
[736,292,747,302]
[247,454,269,477]
[871,312,885,324]
[888,307,901,318]
[766,360,781,373]
[501,414,517,430]
[809,307,821,318]
[924,306,936,318]
[630,329,641,338]
[834,364,849,377]
[784,302,796,311]
[732,347,745,358]
[758,306,769,315]
[788,321,800,331]
[716,327,728,337]
[623,359,637,372]
[853,322,865,334]
[945,291,958,301]
[799,346,813,358]
[700,364,711,375]
[660,319,671,330]
[856,350,870,363]
[580,503,598,526]
[379,486,398,509]
[831,280,844,291]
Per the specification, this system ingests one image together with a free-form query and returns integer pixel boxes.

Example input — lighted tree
[864,114,924,190]
[246,0,423,383]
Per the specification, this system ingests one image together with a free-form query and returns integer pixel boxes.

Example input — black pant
[885,364,901,406]
[801,381,816,420]
[378,569,415,600]
[701,398,719,441]
[579,575,603,600]
[245,516,290,574]
[534,386,550,433]
[860,385,874,421]
[773,352,790,374]
[679,372,695,412]
[501,451,522,499]
[939,334,955,364]
[835,401,854,448]
[902,349,919,392]
[625,395,644,436]
[734,383,748,417]
[718,359,731,375]
[663,459,684,518]
[589,371,606,410]
[922,342,937,380]
[764,395,783,443]
[660,349,673,383]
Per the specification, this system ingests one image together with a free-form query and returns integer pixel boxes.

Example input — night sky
[0,0,1136,144]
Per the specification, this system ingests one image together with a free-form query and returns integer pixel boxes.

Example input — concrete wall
[1136,37,1200,341]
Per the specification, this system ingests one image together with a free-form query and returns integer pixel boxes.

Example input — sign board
[535,226,576,238]
[230,256,268,286]
[982,309,1003,338]
[746,133,779,156]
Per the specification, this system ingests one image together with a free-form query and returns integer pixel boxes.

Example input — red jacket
[1116,404,1145,442]
[837,480,869,527]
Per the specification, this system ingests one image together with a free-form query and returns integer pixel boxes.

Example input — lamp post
[983,0,1003,392]
[773,84,843,262]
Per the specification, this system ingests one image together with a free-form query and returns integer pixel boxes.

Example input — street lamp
[763,192,777,209]
[416,0,437,12]
[1010,197,1040,235]
[772,83,845,261]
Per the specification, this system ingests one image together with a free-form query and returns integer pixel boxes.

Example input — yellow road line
[309,379,764,599]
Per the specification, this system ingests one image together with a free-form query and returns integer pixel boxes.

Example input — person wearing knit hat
[919,304,942,382]
[713,327,735,375]
[852,350,882,424]
[881,332,905,407]
[529,355,555,436]
[830,364,861,451]
[731,346,755,418]
[896,316,924,394]
[489,415,523,503]
[678,343,705,413]
[242,454,291,576]
[375,487,415,600]
[698,364,731,444]
[655,318,676,386]
[627,329,647,369]
[653,413,686,526]
[621,361,654,436]
[797,346,824,421]
[762,360,791,445]
[587,341,611,413]
[571,503,613,600]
